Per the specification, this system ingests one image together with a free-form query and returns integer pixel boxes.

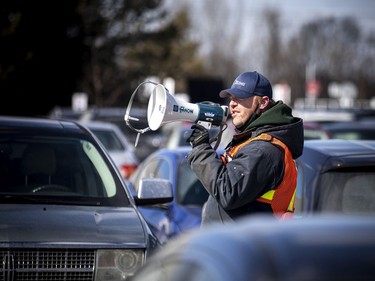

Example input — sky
[163,0,375,75]
[165,0,375,40]
[264,0,375,37]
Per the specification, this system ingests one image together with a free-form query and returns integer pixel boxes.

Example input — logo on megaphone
[147,84,229,130]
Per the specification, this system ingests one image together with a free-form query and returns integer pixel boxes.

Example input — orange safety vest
[221,133,297,220]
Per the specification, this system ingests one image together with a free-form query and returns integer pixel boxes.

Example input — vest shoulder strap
[226,133,272,159]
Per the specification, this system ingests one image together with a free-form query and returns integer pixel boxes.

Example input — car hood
[0,204,146,245]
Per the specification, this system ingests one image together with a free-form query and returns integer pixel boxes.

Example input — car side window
[176,160,208,206]
[132,158,171,191]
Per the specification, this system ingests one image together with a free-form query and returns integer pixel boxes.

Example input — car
[48,105,85,120]
[131,214,375,281]
[0,115,173,281]
[128,146,224,244]
[318,120,375,140]
[80,107,166,162]
[303,121,331,140]
[80,120,139,180]
[295,139,375,216]
[303,120,375,140]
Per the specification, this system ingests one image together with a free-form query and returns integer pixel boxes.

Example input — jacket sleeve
[187,141,284,210]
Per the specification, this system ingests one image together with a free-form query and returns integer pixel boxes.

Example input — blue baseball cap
[219,71,273,99]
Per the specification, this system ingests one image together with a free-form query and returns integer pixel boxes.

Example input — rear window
[316,167,375,214]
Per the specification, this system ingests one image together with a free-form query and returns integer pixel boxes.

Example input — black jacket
[187,101,304,225]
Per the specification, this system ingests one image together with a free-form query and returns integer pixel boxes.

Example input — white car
[81,120,139,180]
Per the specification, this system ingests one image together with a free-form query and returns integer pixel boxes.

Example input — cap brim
[219,88,254,99]
[219,90,230,98]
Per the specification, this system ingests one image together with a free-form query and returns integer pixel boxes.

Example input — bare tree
[283,16,375,101]
[186,0,246,85]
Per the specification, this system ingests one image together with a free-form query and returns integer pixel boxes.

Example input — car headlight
[95,249,145,280]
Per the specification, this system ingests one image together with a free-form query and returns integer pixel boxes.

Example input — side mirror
[134,178,173,205]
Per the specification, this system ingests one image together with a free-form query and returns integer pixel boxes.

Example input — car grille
[0,249,95,281]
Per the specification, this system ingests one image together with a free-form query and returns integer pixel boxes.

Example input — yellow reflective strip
[287,189,296,212]
[260,189,274,200]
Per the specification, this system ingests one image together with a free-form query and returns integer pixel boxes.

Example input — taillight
[119,164,138,179]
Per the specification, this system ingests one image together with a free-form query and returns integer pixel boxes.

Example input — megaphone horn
[147,84,229,131]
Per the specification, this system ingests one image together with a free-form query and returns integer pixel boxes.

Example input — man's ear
[259,96,270,109]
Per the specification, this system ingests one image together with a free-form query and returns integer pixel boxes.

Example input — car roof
[300,139,375,172]
[0,115,87,135]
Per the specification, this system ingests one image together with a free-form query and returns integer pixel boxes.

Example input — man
[186,71,304,225]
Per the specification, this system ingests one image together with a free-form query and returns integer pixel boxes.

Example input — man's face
[228,96,260,128]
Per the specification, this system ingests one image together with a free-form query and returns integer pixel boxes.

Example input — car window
[303,128,330,140]
[132,158,171,191]
[317,168,375,214]
[176,160,208,206]
[0,135,129,206]
[330,131,375,140]
[82,140,116,197]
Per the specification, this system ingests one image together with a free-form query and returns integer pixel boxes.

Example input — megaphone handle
[197,121,212,130]
[211,122,228,151]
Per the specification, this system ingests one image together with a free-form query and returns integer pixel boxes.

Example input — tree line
[1,0,374,116]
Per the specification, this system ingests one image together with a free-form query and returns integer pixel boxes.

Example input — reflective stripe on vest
[221,133,297,219]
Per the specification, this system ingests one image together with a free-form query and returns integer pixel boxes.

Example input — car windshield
[0,134,129,206]
[316,168,375,214]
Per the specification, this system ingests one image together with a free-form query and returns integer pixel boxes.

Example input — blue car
[128,146,224,243]
[132,214,375,281]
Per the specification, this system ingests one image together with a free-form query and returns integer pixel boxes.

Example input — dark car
[0,116,172,280]
[303,121,331,140]
[295,139,375,216]
[303,120,375,140]
[320,120,375,140]
[128,147,224,244]
[132,214,375,281]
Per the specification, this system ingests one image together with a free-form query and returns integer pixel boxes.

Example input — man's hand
[185,124,209,148]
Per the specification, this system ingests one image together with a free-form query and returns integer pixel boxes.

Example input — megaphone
[125,80,229,148]
[147,84,229,130]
